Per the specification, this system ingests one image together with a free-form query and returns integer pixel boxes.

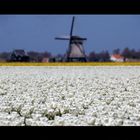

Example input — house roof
[111,54,124,59]
[13,49,26,56]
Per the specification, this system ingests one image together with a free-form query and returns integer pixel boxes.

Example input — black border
[0,126,139,139]
[0,0,140,14]
[0,0,140,138]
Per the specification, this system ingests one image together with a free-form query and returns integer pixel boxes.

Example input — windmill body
[55,17,87,62]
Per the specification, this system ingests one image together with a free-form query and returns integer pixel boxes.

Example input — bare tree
[0,52,11,61]
[27,51,52,62]
[27,51,39,62]
[121,47,131,58]
[113,48,120,54]
[88,50,110,62]
[88,51,98,62]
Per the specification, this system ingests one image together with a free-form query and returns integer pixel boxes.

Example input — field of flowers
[0,66,140,126]
[0,62,140,66]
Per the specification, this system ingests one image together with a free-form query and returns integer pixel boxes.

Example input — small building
[0,58,6,62]
[10,49,30,62]
[110,54,124,62]
[42,57,49,62]
[49,56,63,62]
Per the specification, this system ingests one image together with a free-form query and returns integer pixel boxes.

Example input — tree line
[0,51,52,62]
[88,47,140,62]
[0,47,140,62]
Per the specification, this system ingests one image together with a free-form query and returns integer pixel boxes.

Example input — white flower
[0,66,140,126]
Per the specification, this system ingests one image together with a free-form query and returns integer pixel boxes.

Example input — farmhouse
[110,54,124,62]
[10,49,30,62]
[42,57,49,62]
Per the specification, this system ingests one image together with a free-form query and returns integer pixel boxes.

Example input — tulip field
[0,64,140,126]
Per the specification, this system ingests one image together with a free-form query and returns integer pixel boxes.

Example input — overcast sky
[0,15,140,55]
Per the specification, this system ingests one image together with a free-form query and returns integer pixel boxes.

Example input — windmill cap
[71,36,87,40]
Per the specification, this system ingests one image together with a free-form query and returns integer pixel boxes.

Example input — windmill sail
[55,36,70,40]
[67,16,75,58]
[70,16,75,38]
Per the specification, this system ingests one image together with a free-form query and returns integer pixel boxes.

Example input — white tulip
[0,66,140,126]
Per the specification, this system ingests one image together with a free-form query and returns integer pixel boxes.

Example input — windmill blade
[55,37,70,40]
[55,35,70,40]
[70,16,75,38]
[68,16,75,57]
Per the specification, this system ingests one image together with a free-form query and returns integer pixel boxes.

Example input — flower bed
[0,66,140,126]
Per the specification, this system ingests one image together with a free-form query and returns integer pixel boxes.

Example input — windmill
[55,16,87,62]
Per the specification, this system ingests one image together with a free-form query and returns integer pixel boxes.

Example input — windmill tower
[55,16,87,62]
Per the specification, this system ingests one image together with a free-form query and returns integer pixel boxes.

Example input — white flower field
[0,66,140,126]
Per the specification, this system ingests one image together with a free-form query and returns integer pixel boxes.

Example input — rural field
[0,64,140,126]
[0,62,140,66]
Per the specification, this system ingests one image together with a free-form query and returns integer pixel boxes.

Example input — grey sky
[0,15,140,55]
